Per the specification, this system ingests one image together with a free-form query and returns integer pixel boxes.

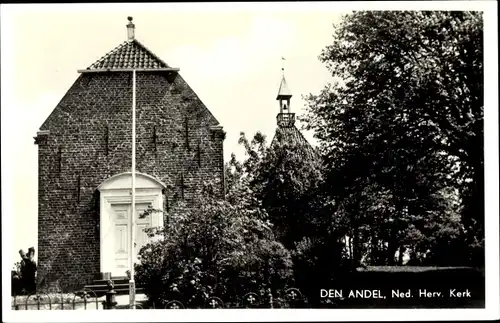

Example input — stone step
[92,276,128,283]
[87,287,144,294]
[83,286,144,297]
[91,279,130,286]
[84,283,144,289]
[85,283,131,289]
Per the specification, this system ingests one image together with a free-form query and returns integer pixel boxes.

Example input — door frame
[97,172,165,275]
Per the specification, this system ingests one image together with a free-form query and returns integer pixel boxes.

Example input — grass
[357,265,483,273]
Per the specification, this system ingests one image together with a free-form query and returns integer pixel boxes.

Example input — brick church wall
[35,71,225,290]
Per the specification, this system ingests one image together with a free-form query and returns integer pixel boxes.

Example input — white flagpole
[129,69,137,309]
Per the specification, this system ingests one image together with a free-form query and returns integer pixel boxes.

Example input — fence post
[103,280,117,310]
[13,296,19,310]
[267,288,273,309]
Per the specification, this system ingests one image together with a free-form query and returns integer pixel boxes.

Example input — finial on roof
[277,56,292,99]
[127,16,135,41]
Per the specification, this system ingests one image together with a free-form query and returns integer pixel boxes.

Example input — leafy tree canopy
[303,11,483,266]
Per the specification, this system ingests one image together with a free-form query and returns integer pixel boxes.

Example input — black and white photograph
[1,1,498,322]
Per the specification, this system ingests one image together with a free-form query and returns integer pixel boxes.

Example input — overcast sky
[1,1,497,270]
[1,3,344,263]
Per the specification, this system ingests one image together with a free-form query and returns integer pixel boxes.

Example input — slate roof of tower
[271,125,319,160]
[276,76,292,99]
[84,39,170,70]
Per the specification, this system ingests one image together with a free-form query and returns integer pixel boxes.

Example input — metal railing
[158,288,304,309]
[12,285,304,310]
[12,289,100,310]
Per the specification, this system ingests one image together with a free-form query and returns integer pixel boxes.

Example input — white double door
[111,203,151,276]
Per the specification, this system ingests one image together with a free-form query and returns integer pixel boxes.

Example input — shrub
[12,263,22,296]
[134,188,293,308]
[12,248,38,296]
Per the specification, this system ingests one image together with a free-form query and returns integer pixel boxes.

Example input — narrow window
[57,146,62,174]
[184,118,190,151]
[77,174,81,205]
[153,125,157,151]
[105,125,109,155]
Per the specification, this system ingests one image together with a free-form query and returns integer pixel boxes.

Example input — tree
[258,143,326,248]
[228,132,333,249]
[134,182,293,308]
[303,11,483,266]
[229,132,351,305]
[224,132,268,210]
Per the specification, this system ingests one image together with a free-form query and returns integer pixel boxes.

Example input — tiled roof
[271,125,318,160]
[84,39,170,70]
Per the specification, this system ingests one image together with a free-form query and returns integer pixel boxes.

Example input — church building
[34,17,225,290]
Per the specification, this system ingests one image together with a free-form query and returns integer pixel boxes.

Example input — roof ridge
[132,39,169,68]
[88,41,129,70]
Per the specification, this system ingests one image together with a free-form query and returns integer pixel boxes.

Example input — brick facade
[35,71,225,290]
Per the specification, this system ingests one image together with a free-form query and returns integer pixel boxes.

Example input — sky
[1,3,343,264]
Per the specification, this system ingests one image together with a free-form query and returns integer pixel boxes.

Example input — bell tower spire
[276,57,294,128]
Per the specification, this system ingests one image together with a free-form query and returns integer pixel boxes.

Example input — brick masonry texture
[35,71,225,291]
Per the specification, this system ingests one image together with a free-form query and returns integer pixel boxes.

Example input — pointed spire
[277,57,292,100]
[276,75,292,100]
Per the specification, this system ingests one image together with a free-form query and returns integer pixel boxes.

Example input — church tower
[270,61,317,159]
[276,74,294,128]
